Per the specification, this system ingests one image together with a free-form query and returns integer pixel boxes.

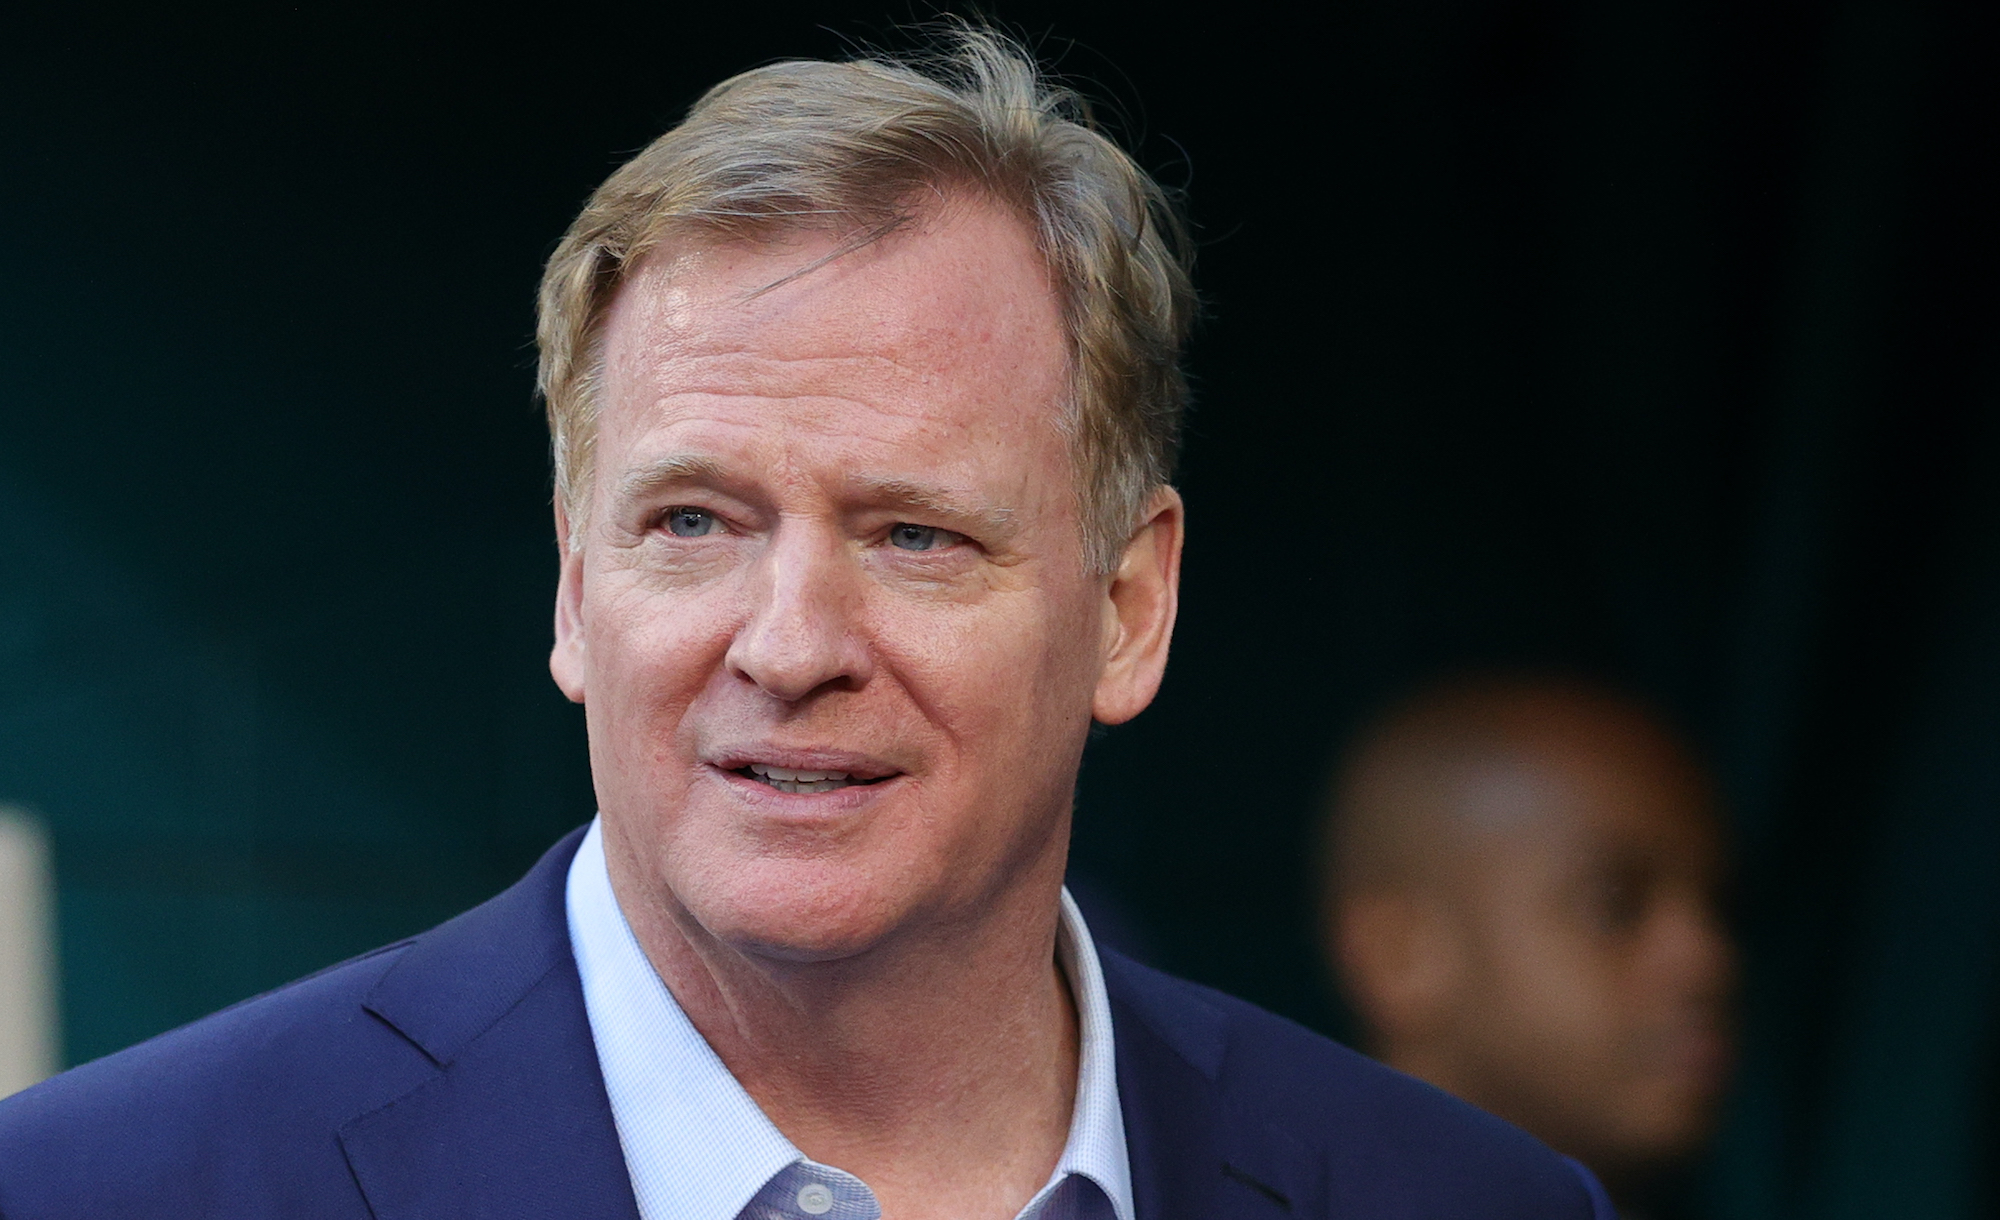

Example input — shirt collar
[1046,883,1135,1220]
[566,817,1133,1220]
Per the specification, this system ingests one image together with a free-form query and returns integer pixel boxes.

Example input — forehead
[1464,737,1723,878]
[597,200,1069,449]
[1362,700,1730,889]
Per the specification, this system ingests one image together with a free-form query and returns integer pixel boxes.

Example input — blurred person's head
[1320,674,1735,1200]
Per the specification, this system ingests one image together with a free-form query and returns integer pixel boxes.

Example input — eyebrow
[852,476,1019,539]
[612,454,731,505]
[608,454,1019,540]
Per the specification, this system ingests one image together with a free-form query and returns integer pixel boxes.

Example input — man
[0,32,1612,1219]
[1321,675,1737,1214]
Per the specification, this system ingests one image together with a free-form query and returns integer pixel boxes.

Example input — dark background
[1,2,1995,1216]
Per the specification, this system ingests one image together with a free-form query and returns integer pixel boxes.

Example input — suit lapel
[337,827,640,1220]
[1112,986,1229,1220]
[1105,952,1318,1220]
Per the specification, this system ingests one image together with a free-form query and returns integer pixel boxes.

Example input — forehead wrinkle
[607,287,936,393]
[619,263,1055,398]
[626,390,959,451]
[626,348,951,428]
[650,342,932,381]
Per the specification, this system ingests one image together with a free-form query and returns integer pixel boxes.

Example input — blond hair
[535,27,1194,574]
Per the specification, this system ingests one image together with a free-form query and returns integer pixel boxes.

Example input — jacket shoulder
[0,940,429,1219]
[0,826,592,1220]
[1102,951,1611,1219]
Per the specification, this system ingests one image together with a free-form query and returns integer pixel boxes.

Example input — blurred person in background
[1320,675,1736,1217]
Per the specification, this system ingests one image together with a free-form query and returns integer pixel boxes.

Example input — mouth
[731,762,898,795]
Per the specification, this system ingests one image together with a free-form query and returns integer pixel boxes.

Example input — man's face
[551,199,1167,963]
[1443,739,1737,1178]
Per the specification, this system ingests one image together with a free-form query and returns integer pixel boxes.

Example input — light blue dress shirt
[566,818,1135,1220]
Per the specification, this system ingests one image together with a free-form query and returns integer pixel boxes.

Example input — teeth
[768,777,850,793]
[746,763,859,794]
[749,764,850,783]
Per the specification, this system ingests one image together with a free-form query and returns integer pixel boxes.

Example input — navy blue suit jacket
[0,827,1613,1218]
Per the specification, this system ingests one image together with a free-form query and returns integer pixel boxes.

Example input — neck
[607,845,1080,1220]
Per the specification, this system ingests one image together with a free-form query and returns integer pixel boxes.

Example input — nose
[724,525,874,703]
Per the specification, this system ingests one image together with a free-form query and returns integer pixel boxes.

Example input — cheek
[1473,917,1631,1041]
[582,575,737,753]
[590,553,738,664]
[892,587,1099,749]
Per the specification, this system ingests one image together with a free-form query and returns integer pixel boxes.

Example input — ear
[1332,891,1464,1049]
[1091,487,1184,725]
[550,499,588,704]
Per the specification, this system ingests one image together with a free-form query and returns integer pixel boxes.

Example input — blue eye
[664,507,722,537]
[889,523,957,551]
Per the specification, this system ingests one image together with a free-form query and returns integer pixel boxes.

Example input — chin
[1605,1089,1720,1170]
[674,856,918,964]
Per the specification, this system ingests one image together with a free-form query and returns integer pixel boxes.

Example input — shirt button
[796,1183,834,1215]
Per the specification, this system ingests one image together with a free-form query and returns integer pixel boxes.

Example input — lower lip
[709,765,903,815]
